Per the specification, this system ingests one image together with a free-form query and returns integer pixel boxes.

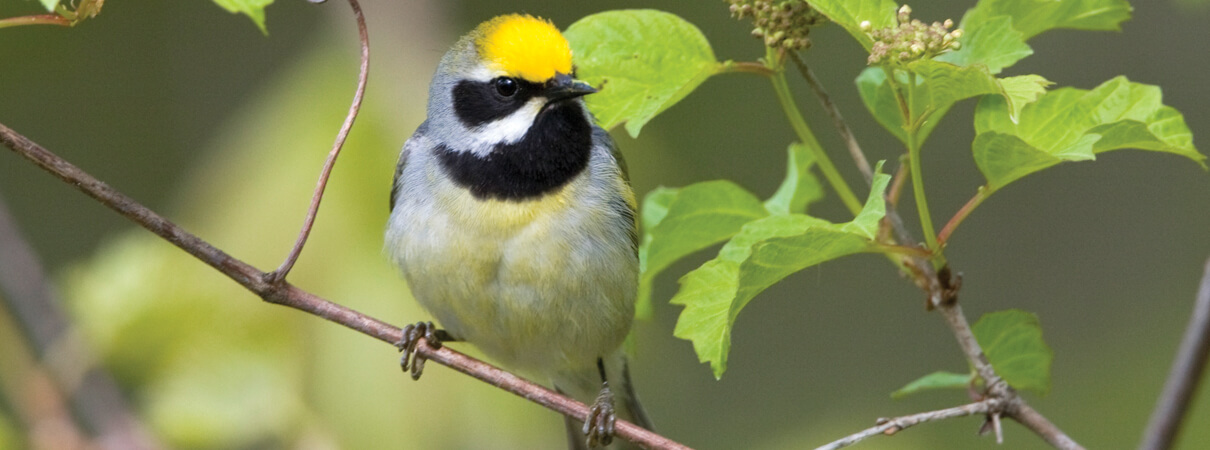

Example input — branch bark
[1139,256,1210,450]
[0,122,689,450]
[815,400,994,450]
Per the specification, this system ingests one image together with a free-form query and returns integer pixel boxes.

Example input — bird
[384,14,652,449]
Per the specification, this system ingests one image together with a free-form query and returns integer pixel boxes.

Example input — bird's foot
[583,382,617,448]
[396,321,443,380]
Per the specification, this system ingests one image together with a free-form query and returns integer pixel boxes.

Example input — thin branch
[815,400,994,450]
[1140,256,1210,450]
[267,0,370,282]
[0,193,161,449]
[789,52,872,184]
[0,123,689,450]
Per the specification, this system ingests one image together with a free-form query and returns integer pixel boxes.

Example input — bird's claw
[583,382,617,448]
[396,321,442,380]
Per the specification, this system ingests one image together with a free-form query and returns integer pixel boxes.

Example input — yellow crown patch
[475,14,573,83]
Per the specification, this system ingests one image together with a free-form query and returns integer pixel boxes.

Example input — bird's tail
[555,353,652,450]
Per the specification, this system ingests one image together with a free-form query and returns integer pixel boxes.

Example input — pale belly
[387,190,636,376]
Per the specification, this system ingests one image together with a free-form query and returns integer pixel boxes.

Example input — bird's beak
[545,73,597,103]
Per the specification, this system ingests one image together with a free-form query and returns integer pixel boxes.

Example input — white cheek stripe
[464,98,544,156]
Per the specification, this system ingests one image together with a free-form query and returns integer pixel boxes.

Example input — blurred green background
[2,0,1209,448]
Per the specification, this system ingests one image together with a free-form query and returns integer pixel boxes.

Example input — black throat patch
[436,101,593,201]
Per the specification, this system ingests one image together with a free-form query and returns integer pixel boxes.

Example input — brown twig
[815,400,995,450]
[1,122,687,449]
[267,0,370,282]
[789,52,872,184]
[0,193,161,450]
[1139,257,1210,450]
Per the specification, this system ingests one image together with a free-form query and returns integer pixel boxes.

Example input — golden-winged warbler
[385,14,651,449]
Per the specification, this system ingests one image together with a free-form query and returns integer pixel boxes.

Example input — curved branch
[0,122,689,450]
[1140,257,1210,450]
[268,0,370,282]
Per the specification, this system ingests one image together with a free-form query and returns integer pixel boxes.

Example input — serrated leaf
[40,0,59,12]
[961,0,1132,40]
[998,75,1052,123]
[672,163,891,378]
[637,182,769,317]
[891,371,974,399]
[974,76,1206,191]
[765,143,823,215]
[565,10,720,138]
[808,0,900,50]
[935,15,1032,74]
[972,310,1053,394]
[212,0,273,34]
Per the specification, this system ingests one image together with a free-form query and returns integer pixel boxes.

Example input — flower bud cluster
[727,0,827,51]
[864,5,962,65]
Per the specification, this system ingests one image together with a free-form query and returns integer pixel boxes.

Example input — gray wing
[593,126,638,253]
[389,125,428,212]
[595,126,629,183]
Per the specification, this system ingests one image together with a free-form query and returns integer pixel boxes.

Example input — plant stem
[718,60,775,76]
[937,187,988,248]
[907,134,939,253]
[0,14,70,28]
[766,48,863,216]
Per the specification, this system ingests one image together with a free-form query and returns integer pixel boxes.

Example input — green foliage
[974,76,1206,191]
[961,0,1133,39]
[972,310,1053,394]
[565,10,722,137]
[892,371,974,399]
[807,0,900,50]
[671,164,890,378]
[856,62,1049,146]
[764,142,824,215]
[212,0,273,34]
[934,16,1030,74]
[637,182,769,318]
[40,0,58,12]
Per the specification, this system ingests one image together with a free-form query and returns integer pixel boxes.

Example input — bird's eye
[494,77,518,97]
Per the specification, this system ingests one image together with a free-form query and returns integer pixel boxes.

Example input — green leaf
[961,0,1132,40]
[212,0,273,34]
[972,310,1053,394]
[764,142,824,215]
[808,0,900,50]
[974,76,1206,191]
[997,74,1052,123]
[565,10,720,137]
[672,163,891,378]
[935,15,1032,74]
[857,62,1047,145]
[40,0,59,12]
[637,182,769,317]
[892,371,974,399]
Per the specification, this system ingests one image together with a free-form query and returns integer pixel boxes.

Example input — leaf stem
[718,60,774,76]
[937,187,988,248]
[0,14,70,29]
[766,48,862,216]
